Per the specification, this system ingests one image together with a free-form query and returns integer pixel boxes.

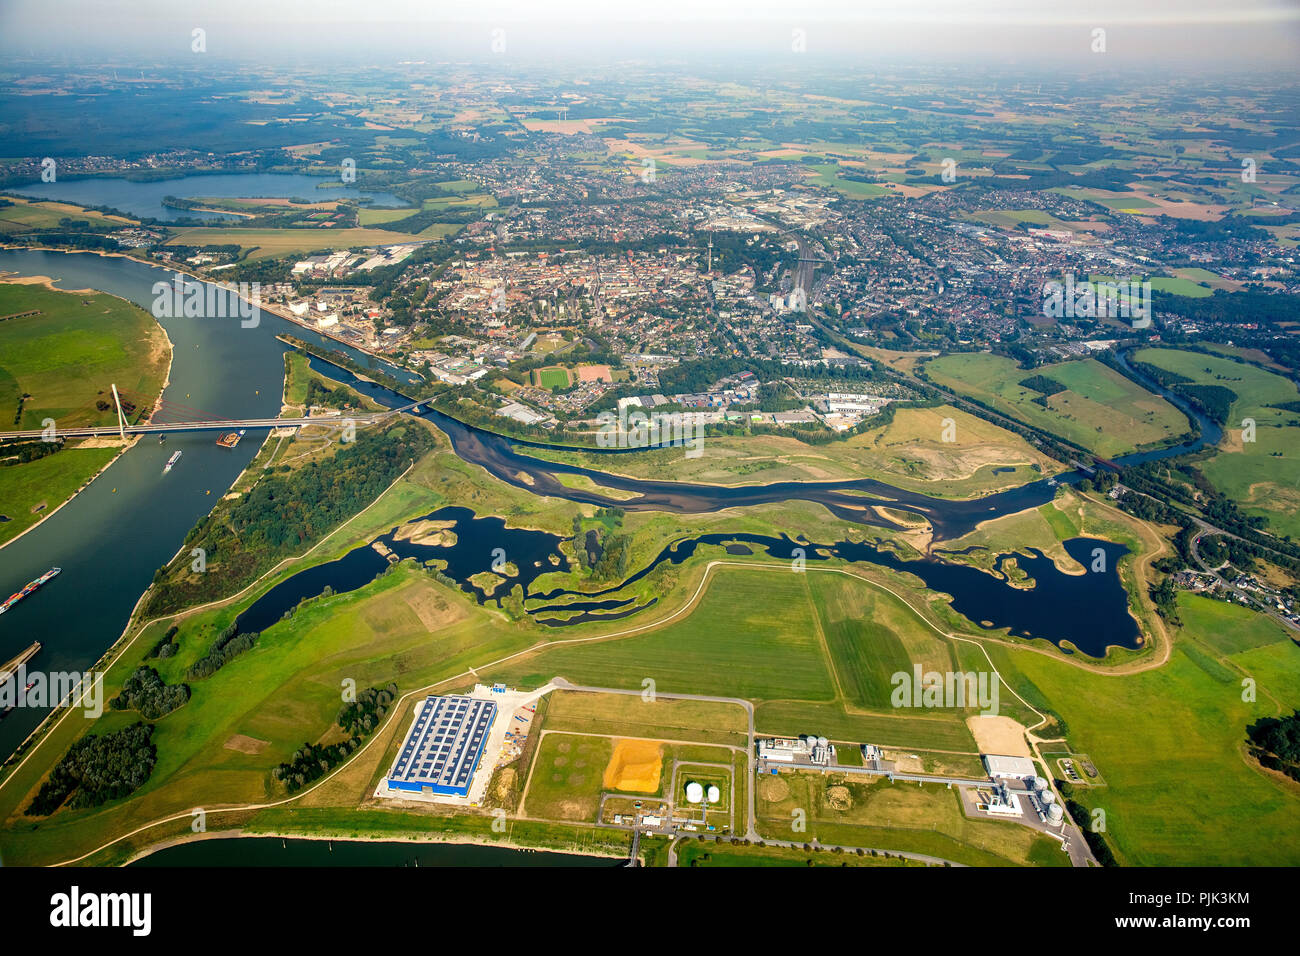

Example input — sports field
[925,353,1189,457]
[532,366,573,389]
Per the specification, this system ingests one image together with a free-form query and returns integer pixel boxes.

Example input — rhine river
[9,173,410,222]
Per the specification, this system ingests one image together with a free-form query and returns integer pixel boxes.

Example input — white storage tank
[706,784,721,804]
[685,781,704,804]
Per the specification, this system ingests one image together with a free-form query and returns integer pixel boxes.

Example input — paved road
[0,399,427,441]
[1188,526,1298,632]
[764,757,991,789]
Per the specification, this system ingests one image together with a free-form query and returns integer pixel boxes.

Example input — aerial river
[0,248,1212,759]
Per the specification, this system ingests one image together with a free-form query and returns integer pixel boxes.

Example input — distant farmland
[925,353,1189,458]
[1133,346,1300,536]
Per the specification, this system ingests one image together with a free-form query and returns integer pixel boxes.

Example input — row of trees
[274,684,397,793]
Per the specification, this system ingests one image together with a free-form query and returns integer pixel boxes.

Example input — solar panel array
[387,695,498,795]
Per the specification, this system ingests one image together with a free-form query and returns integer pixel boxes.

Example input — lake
[9,173,410,222]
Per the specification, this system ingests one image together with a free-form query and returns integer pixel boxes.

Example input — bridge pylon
[110,383,127,441]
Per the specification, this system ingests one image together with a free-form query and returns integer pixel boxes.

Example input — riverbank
[123,827,623,867]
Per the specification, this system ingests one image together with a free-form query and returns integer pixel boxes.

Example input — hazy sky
[2,0,1297,69]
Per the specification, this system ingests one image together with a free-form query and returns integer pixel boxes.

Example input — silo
[1039,790,1056,806]
[1032,776,1049,791]
[1047,803,1064,825]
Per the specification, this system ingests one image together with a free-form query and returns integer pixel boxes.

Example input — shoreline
[121,826,623,867]
[0,242,418,377]
[0,277,175,554]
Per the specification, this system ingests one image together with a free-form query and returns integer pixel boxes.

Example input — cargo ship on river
[0,569,60,617]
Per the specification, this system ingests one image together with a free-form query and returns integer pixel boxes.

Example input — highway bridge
[0,398,430,442]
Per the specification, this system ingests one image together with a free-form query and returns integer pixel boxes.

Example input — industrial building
[757,735,835,766]
[982,754,1037,781]
[385,695,498,797]
[979,783,1023,817]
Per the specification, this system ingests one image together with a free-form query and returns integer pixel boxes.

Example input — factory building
[982,754,1037,781]
[386,695,498,797]
[757,735,835,766]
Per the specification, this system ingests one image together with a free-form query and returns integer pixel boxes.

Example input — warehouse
[386,695,498,797]
[982,754,1037,781]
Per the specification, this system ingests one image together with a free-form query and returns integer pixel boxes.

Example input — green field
[0,283,170,429]
[807,164,891,199]
[676,840,918,867]
[490,566,978,752]
[1133,347,1300,536]
[0,282,170,545]
[756,771,1068,867]
[492,570,839,701]
[522,733,613,821]
[0,445,118,543]
[987,592,1300,866]
[925,353,1189,457]
[0,197,136,233]
[1149,277,1212,297]
[535,367,572,389]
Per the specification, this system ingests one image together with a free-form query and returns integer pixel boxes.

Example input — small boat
[163,450,182,474]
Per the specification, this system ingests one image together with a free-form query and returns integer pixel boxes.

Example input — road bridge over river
[0,398,430,441]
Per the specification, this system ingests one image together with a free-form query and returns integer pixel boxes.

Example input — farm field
[490,569,840,702]
[925,353,1189,457]
[0,196,136,233]
[1133,347,1300,536]
[540,690,749,749]
[986,592,1300,866]
[490,566,979,752]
